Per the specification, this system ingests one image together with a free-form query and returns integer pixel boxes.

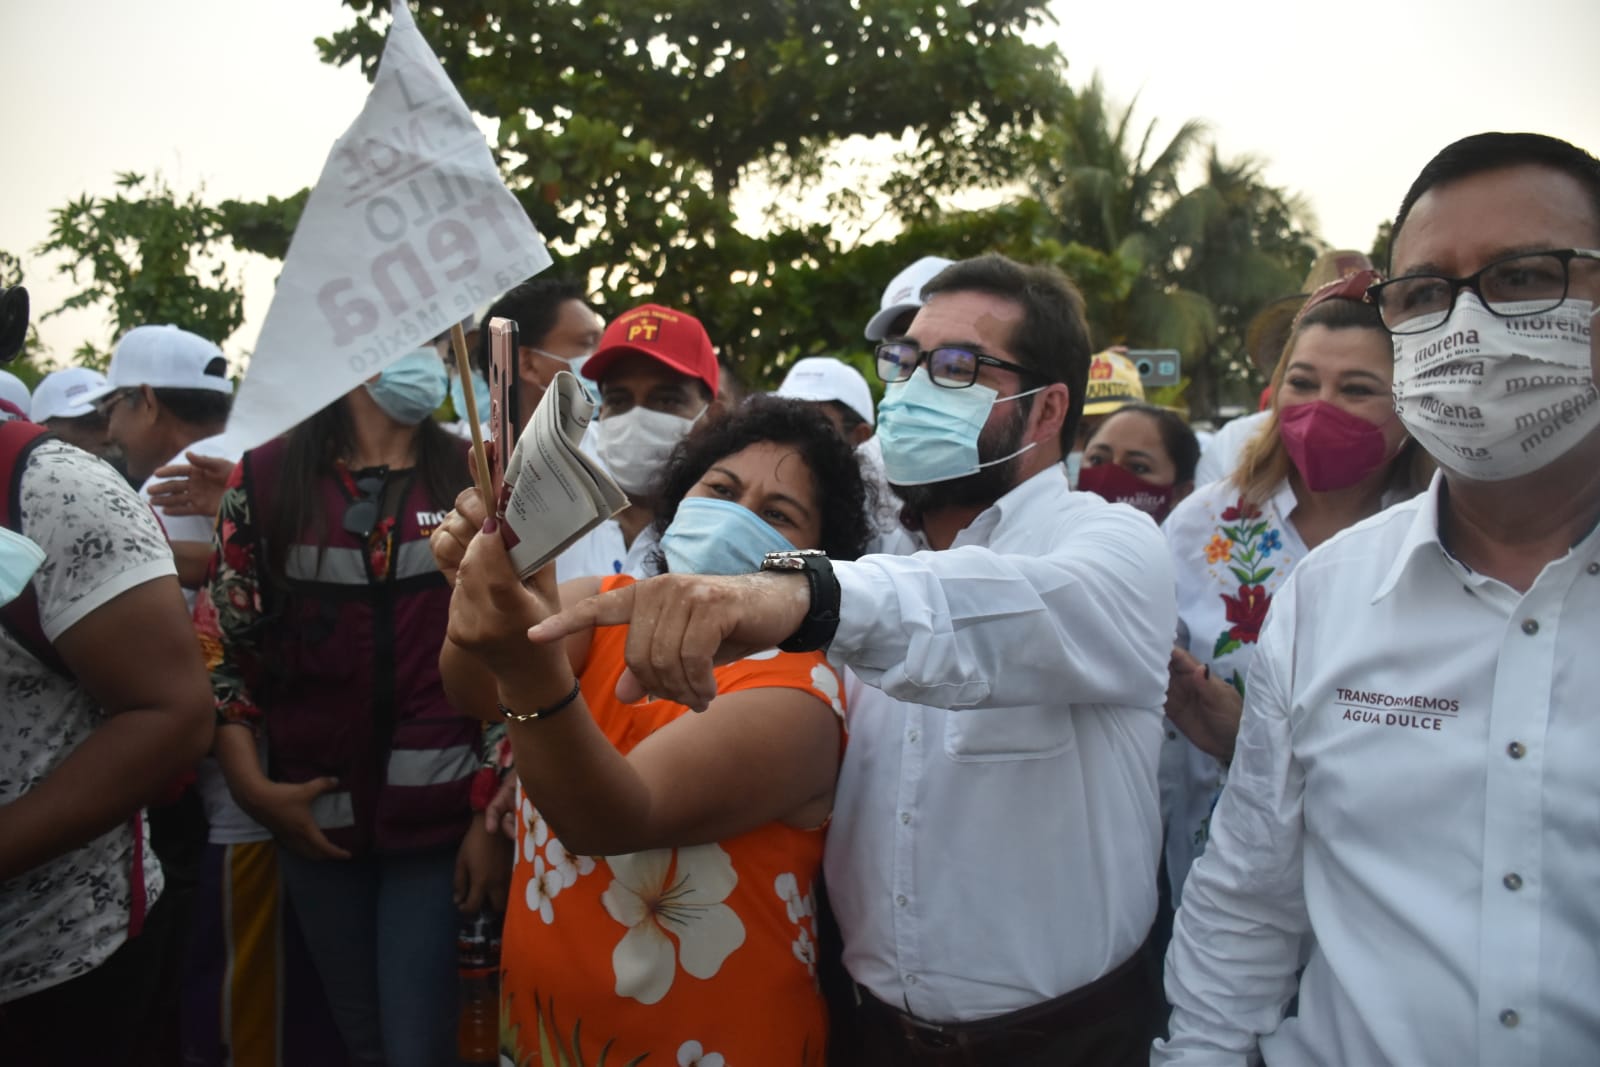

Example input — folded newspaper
[496,371,629,577]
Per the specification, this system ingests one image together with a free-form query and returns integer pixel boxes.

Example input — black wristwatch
[759,550,840,653]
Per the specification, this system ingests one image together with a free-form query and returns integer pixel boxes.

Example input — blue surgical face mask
[448,371,492,425]
[661,496,798,576]
[0,525,46,608]
[876,369,1044,486]
[365,350,448,425]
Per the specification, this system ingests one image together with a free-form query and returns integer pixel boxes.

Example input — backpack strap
[0,417,69,676]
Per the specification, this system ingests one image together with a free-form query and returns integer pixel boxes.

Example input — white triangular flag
[222,1,550,452]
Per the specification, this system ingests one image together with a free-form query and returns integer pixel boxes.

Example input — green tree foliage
[37,172,245,368]
[312,0,1071,387]
[1013,79,1318,414]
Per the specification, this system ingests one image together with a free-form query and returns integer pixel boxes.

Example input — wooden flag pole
[449,322,496,512]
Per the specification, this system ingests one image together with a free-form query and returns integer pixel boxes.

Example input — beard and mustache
[888,396,1031,527]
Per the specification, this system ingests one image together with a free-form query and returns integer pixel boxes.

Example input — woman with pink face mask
[1158,270,1432,906]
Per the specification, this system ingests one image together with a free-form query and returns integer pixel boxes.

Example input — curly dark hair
[649,395,873,563]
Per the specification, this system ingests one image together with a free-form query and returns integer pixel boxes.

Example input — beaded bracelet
[498,678,581,723]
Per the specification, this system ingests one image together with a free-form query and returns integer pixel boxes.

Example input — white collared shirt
[825,466,1177,1023]
[552,520,660,583]
[1158,473,1600,1065]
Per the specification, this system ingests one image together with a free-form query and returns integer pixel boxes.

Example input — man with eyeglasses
[1156,132,1600,1065]
[531,254,1177,1064]
[82,325,239,597]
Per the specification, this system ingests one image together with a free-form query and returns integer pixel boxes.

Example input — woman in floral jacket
[1160,271,1431,904]
[435,398,871,1066]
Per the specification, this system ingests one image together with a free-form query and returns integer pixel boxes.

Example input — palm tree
[1027,79,1321,415]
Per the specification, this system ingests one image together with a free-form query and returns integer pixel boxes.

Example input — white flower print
[545,834,596,889]
[525,856,562,924]
[601,844,746,1005]
[677,1040,726,1067]
[792,926,816,973]
[774,871,819,977]
[773,871,813,924]
[809,662,844,716]
[742,647,781,662]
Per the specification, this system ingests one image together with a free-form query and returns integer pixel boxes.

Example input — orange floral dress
[501,576,845,1066]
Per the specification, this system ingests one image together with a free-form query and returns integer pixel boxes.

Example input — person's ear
[847,423,874,448]
[1030,383,1071,447]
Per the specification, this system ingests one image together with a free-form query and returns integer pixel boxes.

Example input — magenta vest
[244,440,476,855]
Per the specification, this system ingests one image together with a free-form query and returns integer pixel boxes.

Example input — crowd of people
[0,128,1596,1067]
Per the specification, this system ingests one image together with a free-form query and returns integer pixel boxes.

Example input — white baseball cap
[0,369,29,415]
[863,255,956,341]
[82,324,233,404]
[31,367,108,422]
[776,356,876,427]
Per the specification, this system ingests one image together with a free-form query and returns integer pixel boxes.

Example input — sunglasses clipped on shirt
[341,470,388,538]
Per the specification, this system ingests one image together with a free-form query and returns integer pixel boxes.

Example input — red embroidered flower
[1220,497,1261,522]
[1221,584,1271,643]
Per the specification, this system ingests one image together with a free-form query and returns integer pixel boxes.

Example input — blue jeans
[278,846,459,1067]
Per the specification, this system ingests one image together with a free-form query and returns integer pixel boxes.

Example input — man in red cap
[553,303,722,582]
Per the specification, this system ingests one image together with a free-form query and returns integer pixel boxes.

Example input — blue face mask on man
[875,369,1044,486]
[365,350,448,426]
[660,496,798,576]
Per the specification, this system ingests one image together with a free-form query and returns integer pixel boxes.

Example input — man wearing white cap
[864,255,956,342]
[30,367,115,459]
[776,356,906,546]
[0,369,28,418]
[83,325,240,593]
[776,355,876,445]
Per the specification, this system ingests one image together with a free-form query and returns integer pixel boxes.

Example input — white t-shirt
[140,432,241,592]
[0,440,175,1003]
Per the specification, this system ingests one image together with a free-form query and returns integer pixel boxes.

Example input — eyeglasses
[1365,248,1600,335]
[90,388,137,418]
[341,470,388,538]
[874,341,1046,389]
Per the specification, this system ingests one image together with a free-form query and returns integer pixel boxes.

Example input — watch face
[765,556,805,570]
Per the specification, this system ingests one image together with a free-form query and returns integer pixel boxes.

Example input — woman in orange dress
[437,397,872,1065]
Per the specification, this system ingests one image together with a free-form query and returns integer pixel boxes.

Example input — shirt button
[1499,1009,1519,1028]
[1521,619,1539,635]
[899,811,911,825]
[907,730,920,743]
[1588,562,1599,576]
[905,974,919,986]
[1507,741,1527,760]
[1503,872,1524,891]
[896,894,908,907]
[1166,729,1178,740]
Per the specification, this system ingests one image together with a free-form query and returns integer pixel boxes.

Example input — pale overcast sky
[3,0,1597,365]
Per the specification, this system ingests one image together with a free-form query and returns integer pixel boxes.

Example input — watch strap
[761,551,840,653]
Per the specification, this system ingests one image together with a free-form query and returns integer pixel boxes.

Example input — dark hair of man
[919,254,1092,453]
[473,276,591,372]
[649,395,873,563]
[1099,402,1201,486]
[1390,133,1600,267]
[150,386,232,429]
[265,398,469,585]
